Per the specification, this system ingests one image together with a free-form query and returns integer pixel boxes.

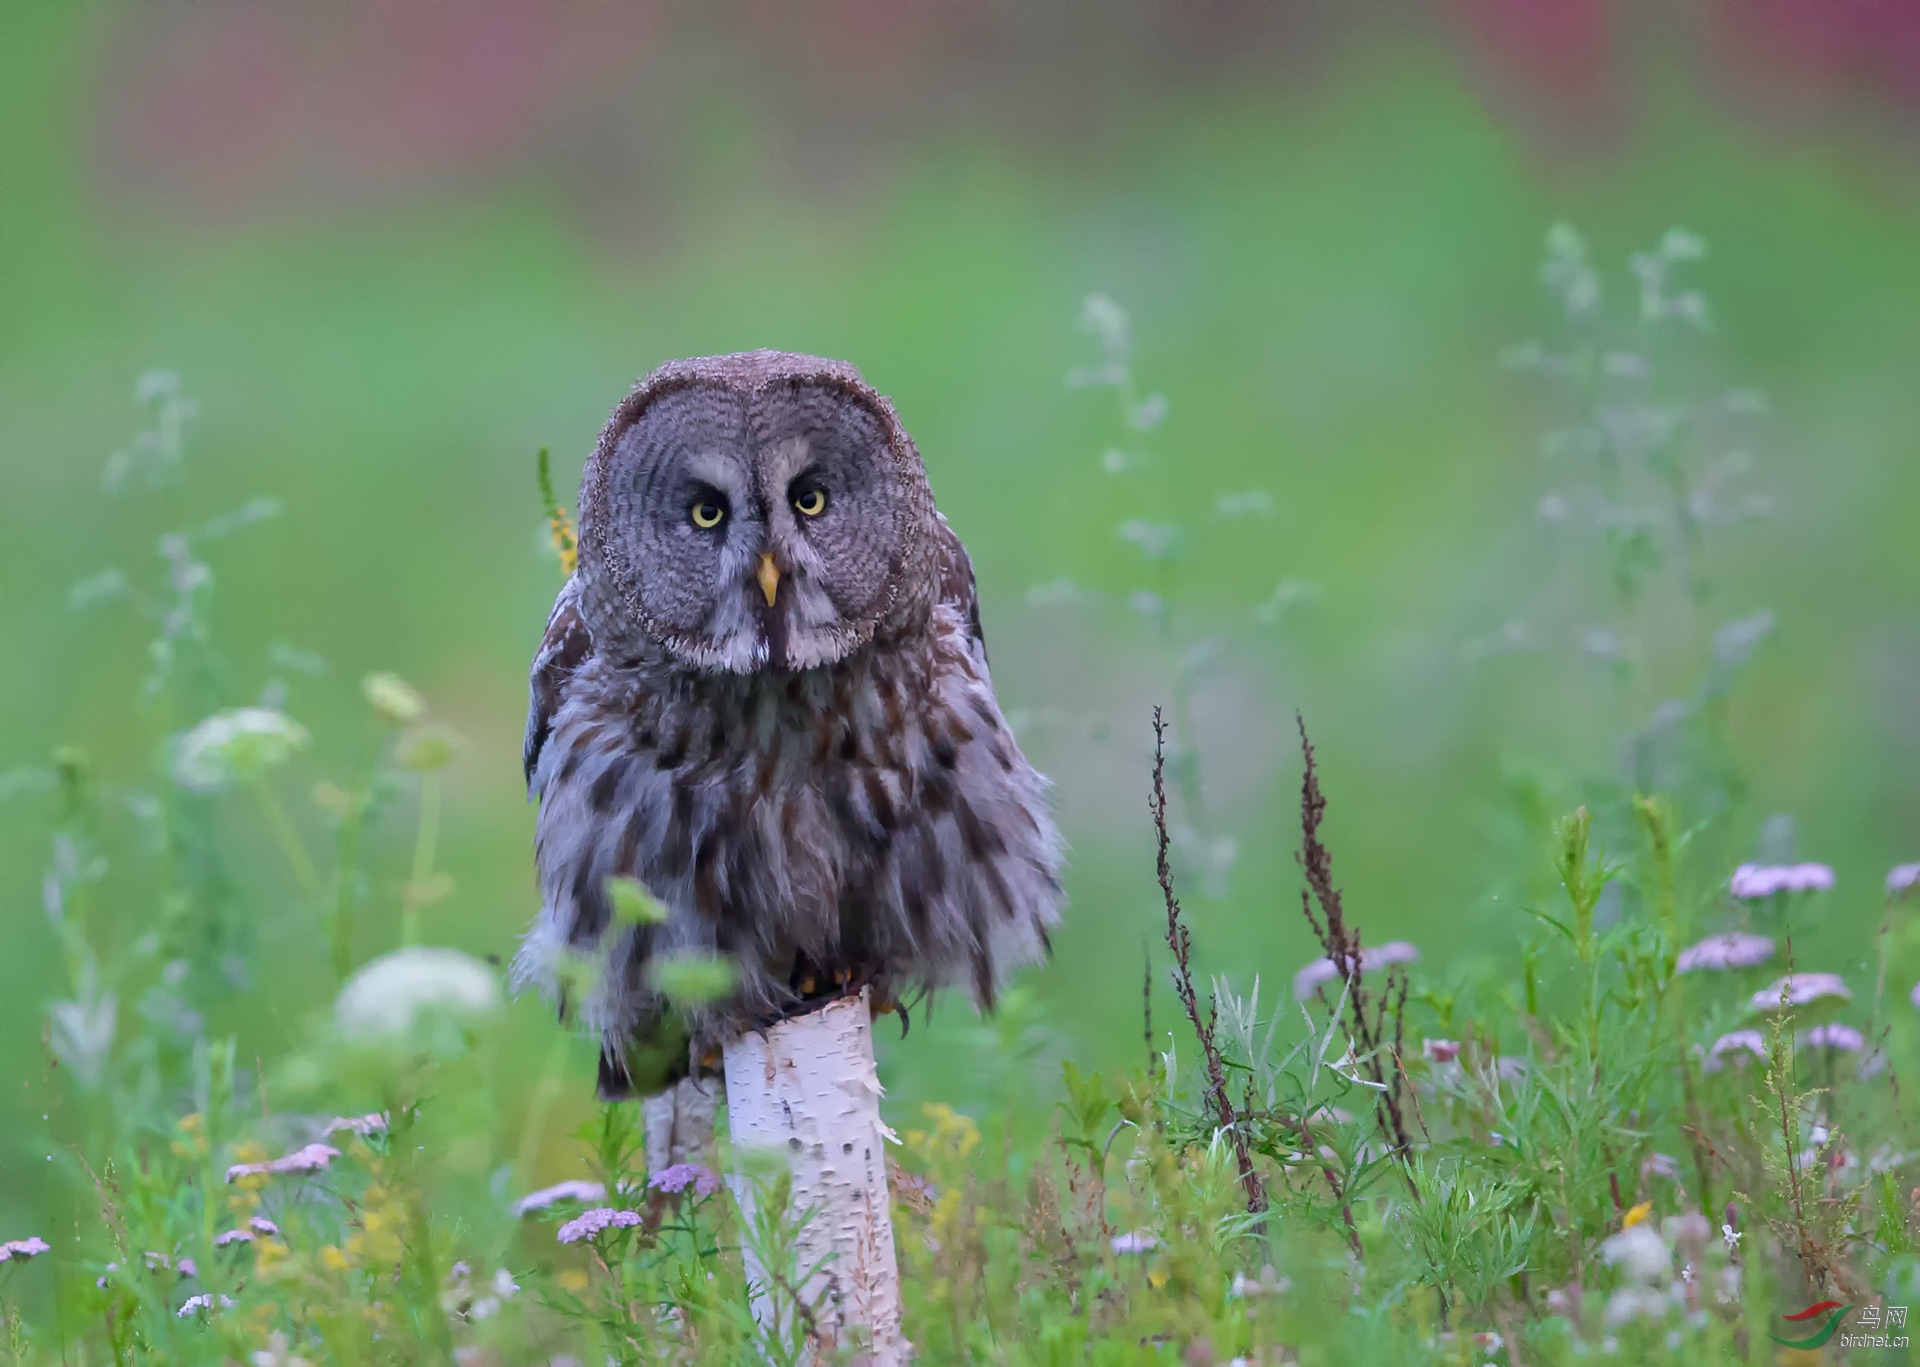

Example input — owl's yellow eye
[690,501,725,530]
[792,487,827,517]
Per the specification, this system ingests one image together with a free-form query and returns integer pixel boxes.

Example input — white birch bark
[723,989,906,1365]
[642,1074,720,1175]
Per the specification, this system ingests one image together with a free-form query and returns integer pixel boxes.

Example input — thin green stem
[400,773,440,947]
[510,1024,576,1220]
[327,748,380,981]
[251,778,320,899]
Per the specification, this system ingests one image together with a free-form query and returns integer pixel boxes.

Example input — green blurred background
[3,2,1917,1217]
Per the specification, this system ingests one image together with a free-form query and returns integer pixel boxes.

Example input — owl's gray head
[575,351,939,673]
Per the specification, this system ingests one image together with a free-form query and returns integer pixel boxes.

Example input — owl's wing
[932,513,987,665]
[523,575,593,788]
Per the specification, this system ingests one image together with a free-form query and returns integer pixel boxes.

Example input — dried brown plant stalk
[1150,708,1268,1219]
[1295,714,1419,1185]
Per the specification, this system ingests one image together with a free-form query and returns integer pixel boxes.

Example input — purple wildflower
[226,1143,339,1183]
[1703,1030,1767,1072]
[1641,1153,1681,1180]
[1291,941,1420,1002]
[1889,864,1920,897]
[214,1229,253,1247]
[269,1143,338,1174]
[1366,940,1420,968]
[1793,863,1838,891]
[248,1216,280,1237]
[1730,863,1835,899]
[648,1164,721,1197]
[1675,932,1774,973]
[555,1207,642,1244]
[1749,973,1851,1014]
[1291,958,1339,1001]
[1423,1038,1461,1064]
[1800,1022,1865,1051]
[511,1179,606,1217]
[0,1237,50,1263]
[1110,1231,1159,1254]
[323,1113,387,1138]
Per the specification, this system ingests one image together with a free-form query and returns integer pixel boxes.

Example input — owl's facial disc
[746,389,904,671]
[598,381,904,674]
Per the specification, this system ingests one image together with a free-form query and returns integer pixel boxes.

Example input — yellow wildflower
[227,1140,272,1194]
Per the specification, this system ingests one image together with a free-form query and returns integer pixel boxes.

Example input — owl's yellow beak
[756,552,781,608]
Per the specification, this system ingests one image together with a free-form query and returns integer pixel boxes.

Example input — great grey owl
[515,351,1066,1097]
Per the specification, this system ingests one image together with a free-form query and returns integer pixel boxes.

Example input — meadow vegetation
[3,230,1918,1365]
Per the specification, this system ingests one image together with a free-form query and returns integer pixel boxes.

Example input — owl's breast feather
[524,616,1063,1048]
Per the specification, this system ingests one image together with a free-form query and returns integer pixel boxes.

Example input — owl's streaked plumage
[515,351,1065,1096]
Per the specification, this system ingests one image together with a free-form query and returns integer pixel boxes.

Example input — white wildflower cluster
[442,1260,518,1323]
[334,947,500,1042]
[177,1293,236,1318]
[172,708,309,794]
[1598,1214,1725,1331]
[361,672,426,725]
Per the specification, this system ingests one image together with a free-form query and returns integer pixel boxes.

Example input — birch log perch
[723,989,906,1365]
